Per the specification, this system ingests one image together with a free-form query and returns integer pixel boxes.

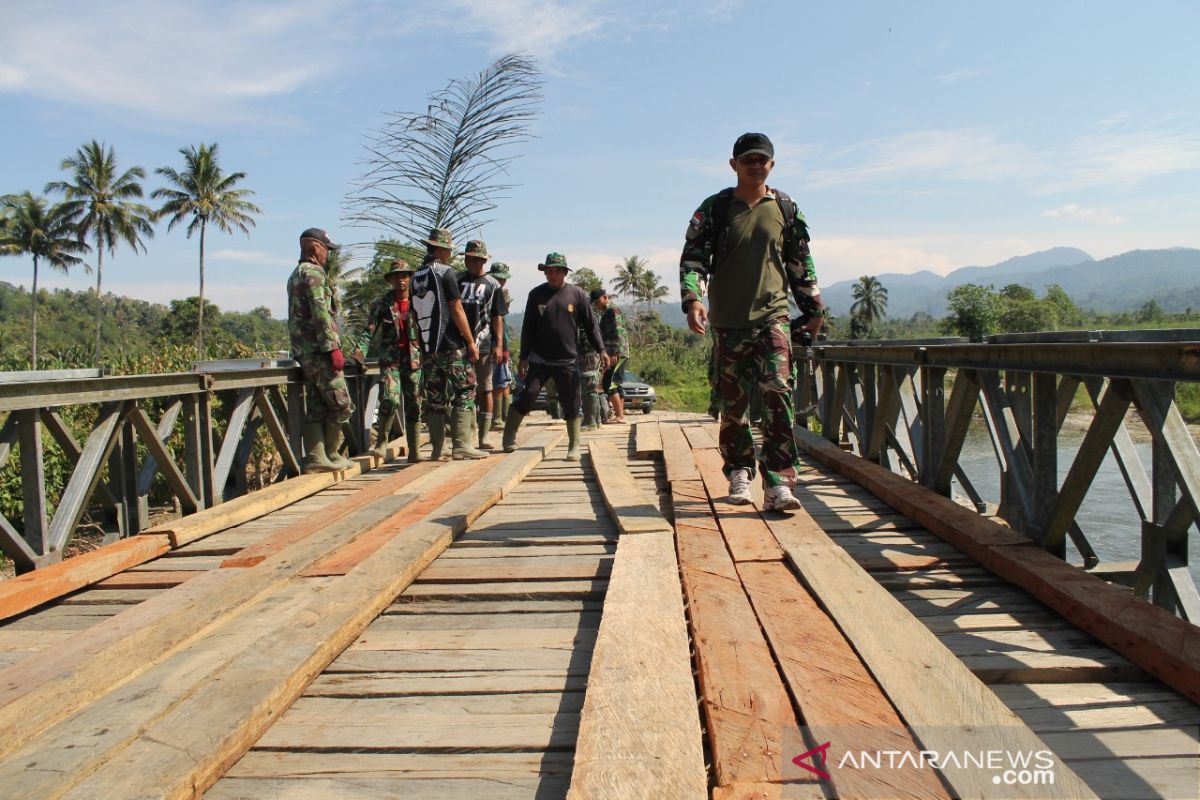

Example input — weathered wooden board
[634,420,662,458]
[766,507,1098,798]
[568,529,707,799]
[0,535,171,622]
[588,441,674,535]
[694,448,784,562]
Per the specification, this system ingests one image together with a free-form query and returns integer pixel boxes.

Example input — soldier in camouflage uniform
[580,288,610,429]
[595,288,630,424]
[287,227,354,474]
[410,227,485,460]
[350,260,425,462]
[488,263,515,431]
[679,133,825,511]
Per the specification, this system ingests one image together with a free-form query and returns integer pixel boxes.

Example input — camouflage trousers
[580,353,603,400]
[712,317,798,488]
[300,356,353,425]
[379,361,423,424]
[422,351,475,415]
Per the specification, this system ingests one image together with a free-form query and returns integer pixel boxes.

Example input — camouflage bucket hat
[489,261,511,279]
[538,252,571,272]
[423,227,454,249]
[384,259,416,277]
[460,239,489,261]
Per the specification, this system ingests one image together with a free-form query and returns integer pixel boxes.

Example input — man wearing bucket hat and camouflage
[679,132,825,511]
[488,262,515,431]
[503,253,608,461]
[350,259,425,462]
[410,227,486,460]
[288,227,354,473]
[457,240,508,450]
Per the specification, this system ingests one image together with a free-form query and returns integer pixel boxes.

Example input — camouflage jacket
[678,187,824,319]
[350,292,422,371]
[599,304,629,357]
[287,259,340,357]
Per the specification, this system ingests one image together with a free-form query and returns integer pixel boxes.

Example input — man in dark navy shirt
[457,239,508,450]
[502,252,608,461]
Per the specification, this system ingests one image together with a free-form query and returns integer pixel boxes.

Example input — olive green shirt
[707,195,789,328]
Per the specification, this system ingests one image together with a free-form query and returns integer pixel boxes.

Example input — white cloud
[1056,124,1200,190]
[0,1,353,124]
[805,128,1039,189]
[936,67,989,84]
[210,249,295,267]
[1041,204,1126,226]
[0,62,29,90]
[443,0,607,59]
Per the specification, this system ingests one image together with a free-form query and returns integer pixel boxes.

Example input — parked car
[516,370,657,416]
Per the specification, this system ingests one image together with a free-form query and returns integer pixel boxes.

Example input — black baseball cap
[733,132,774,160]
[300,227,340,249]
[589,288,607,302]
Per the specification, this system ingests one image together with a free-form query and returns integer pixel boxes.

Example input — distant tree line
[0,140,260,368]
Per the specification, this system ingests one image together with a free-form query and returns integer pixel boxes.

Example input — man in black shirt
[503,252,608,461]
[457,239,508,450]
[410,227,485,460]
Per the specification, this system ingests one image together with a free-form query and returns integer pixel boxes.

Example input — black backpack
[708,187,804,264]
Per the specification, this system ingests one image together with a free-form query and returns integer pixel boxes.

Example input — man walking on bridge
[288,227,354,474]
[679,133,825,510]
[350,260,424,462]
[457,240,508,451]
[503,253,609,461]
[411,228,485,461]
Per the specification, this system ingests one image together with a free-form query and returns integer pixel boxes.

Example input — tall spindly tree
[849,274,888,338]
[46,140,155,361]
[0,193,91,369]
[344,54,542,245]
[152,143,261,356]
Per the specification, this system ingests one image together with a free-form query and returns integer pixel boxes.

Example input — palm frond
[344,54,542,243]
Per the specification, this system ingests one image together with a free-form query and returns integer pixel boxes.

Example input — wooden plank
[401,579,607,600]
[90,570,203,589]
[0,535,171,622]
[224,750,572,780]
[681,424,718,450]
[347,625,596,652]
[660,423,700,483]
[798,426,1200,703]
[418,556,612,583]
[325,645,594,674]
[738,560,951,799]
[0,484,420,757]
[208,775,568,800]
[302,461,495,576]
[52,428,565,800]
[588,441,673,535]
[694,448,784,562]
[634,420,662,458]
[568,529,707,800]
[306,671,589,696]
[224,462,441,568]
[143,469,355,548]
[764,505,1098,798]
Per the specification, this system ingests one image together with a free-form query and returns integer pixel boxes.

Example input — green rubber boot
[490,403,504,431]
[452,407,487,460]
[373,413,393,458]
[477,410,495,449]
[302,421,340,473]
[427,412,446,461]
[324,421,355,471]
[502,408,526,453]
[565,417,583,461]
[405,422,424,463]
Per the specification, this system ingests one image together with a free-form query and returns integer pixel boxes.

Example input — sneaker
[727,469,753,505]
[763,485,802,512]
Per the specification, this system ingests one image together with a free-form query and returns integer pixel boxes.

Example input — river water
[953,426,1200,589]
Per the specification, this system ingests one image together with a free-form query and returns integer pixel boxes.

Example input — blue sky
[3,0,1198,318]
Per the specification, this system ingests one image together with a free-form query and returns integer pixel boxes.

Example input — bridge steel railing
[0,359,388,573]
[794,329,1200,621]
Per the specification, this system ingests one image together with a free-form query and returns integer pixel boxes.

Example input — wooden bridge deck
[0,411,1197,798]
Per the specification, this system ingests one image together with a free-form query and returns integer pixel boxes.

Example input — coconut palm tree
[0,193,91,369]
[611,255,649,305]
[850,275,889,332]
[46,140,156,361]
[152,143,261,356]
